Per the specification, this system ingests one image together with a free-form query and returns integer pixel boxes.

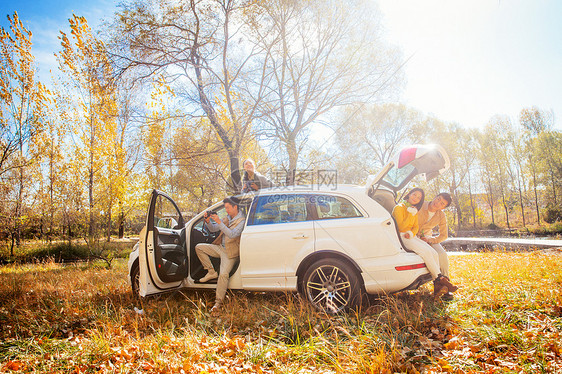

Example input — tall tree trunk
[40,216,44,241]
[10,234,15,257]
[450,189,462,232]
[549,167,557,205]
[106,206,112,243]
[88,164,94,239]
[514,160,526,228]
[450,172,462,232]
[88,101,95,241]
[517,175,526,227]
[501,192,511,231]
[531,165,540,224]
[14,194,22,247]
[15,163,23,247]
[286,134,298,186]
[193,51,241,194]
[49,154,55,241]
[485,175,495,225]
[118,201,125,239]
[229,153,240,193]
[467,170,477,229]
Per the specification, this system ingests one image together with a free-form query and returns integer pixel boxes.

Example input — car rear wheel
[301,258,361,313]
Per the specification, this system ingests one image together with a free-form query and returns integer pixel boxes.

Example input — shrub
[543,205,562,224]
[487,223,500,230]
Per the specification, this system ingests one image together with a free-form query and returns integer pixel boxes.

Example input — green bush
[0,240,135,264]
[22,243,90,262]
[487,223,500,230]
[529,222,562,236]
[543,205,562,224]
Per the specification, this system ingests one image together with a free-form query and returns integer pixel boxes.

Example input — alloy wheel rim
[306,265,351,313]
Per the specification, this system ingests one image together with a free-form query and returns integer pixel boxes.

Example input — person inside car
[287,204,305,222]
[195,196,245,314]
[392,188,458,298]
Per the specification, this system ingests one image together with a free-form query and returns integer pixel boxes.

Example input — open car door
[138,190,187,296]
[365,144,450,194]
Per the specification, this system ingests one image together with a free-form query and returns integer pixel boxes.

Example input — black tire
[131,264,141,298]
[301,258,361,313]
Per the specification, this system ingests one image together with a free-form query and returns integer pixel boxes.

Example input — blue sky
[0,0,117,77]
[1,0,561,130]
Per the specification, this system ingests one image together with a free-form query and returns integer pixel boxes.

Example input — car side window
[193,198,251,230]
[314,195,363,220]
[154,195,182,229]
[248,194,310,225]
[193,205,227,229]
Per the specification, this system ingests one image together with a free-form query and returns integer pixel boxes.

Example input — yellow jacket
[392,203,419,236]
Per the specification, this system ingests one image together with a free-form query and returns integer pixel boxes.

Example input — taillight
[395,263,426,271]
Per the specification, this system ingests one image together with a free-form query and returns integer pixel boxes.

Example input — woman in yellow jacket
[392,188,457,296]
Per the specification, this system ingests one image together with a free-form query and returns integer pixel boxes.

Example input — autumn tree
[112,0,269,192]
[519,107,554,224]
[252,0,403,180]
[141,83,175,196]
[477,127,499,227]
[57,15,119,240]
[489,116,518,230]
[457,128,479,229]
[0,12,49,251]
[113,87,143,239]
[333,103,421,183]
[536,129,562,212]
[172,115,271,213]
[33,103,67,241]
[42,82,88,241]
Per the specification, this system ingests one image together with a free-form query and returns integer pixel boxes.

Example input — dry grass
[1,251,561,373]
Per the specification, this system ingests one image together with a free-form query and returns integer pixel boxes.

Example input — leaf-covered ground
[1,251,561,373]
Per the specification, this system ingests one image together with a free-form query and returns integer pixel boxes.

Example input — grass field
[1,251,561,373]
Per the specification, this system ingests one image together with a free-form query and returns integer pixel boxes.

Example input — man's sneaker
[210,301,223,316]
[199,270,218,283]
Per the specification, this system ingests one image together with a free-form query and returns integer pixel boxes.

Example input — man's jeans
[195,243,238,302]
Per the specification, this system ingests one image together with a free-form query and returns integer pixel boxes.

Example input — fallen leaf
[5,361,25,371]
[444,336,464,350]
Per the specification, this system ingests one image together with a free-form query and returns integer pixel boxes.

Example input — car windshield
[382,163,416,189]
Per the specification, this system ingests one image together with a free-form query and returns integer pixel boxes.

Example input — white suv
[128,144,450,313]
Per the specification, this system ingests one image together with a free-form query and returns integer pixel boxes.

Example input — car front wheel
[131,264,140,298]
[301,258,361,313]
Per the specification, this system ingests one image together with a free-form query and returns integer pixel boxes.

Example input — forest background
[1,0,561,258]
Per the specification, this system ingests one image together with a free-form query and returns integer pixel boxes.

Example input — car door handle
[293,233,309,239]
